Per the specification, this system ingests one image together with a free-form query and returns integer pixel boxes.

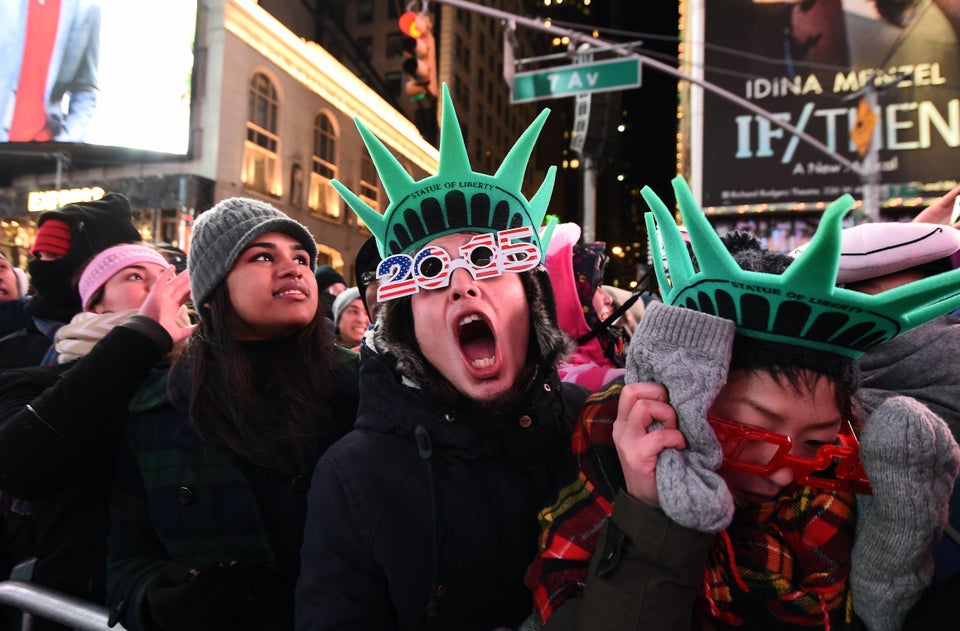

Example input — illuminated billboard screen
[688,0,960,209]
[0,0,198,155]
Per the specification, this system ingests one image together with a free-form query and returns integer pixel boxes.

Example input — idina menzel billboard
[681,0,960,211]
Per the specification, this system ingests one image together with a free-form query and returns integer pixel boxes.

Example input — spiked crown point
[332,83,556,261]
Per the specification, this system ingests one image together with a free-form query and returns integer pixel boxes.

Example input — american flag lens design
[374,226,541,302]
[707,416,872,495]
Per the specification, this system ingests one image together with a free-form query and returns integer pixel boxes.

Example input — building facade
[0,0,438,282]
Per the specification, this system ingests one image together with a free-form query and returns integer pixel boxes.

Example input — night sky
[551,3,682,283]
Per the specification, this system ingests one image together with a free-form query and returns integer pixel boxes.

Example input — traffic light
[398,11,437,101]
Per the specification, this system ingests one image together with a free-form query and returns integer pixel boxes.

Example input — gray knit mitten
[850,395,960,631]
[626,301,736,534]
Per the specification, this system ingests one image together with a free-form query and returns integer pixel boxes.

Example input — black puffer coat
[297,343,586,630]
[296,267,588,630]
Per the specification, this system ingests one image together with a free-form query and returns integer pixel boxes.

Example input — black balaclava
[26,193,141,322]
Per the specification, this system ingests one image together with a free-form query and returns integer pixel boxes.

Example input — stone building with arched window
[0,0,438,283]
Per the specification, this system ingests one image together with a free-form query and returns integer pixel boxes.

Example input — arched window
[309,112,340,220]
[242,73,281,196]
[360,153,380,210]
[353,151,380,233]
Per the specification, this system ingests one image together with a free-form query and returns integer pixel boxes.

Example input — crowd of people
[0,85,957,631]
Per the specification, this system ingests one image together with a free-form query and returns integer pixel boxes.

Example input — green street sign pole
[511,57,642,104]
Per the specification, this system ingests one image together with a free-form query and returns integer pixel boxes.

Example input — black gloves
[145,560,285,631]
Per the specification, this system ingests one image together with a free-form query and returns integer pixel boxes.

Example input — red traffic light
[398,11,428,38]
[397,11,437,101]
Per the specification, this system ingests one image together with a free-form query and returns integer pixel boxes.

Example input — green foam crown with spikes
[331,84,557,260]
[644,176,960,359]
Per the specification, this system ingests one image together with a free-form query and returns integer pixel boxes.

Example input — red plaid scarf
[702,487,855,628]
[525,382,626,622]
[525,381,857,628]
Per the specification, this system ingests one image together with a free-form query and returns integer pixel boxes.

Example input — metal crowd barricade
[0,581,123,631]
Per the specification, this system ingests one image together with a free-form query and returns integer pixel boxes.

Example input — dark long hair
[172,283,339,472]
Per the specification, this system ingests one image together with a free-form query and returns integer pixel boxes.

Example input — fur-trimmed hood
[370,266,573,404]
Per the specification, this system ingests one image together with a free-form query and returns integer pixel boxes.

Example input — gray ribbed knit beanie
[332,286,361,327]
[187,197,318,306]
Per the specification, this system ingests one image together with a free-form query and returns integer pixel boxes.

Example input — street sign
[511,57,641,103]
[570,93,590,153]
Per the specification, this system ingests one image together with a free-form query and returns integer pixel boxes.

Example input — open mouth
[458,314,497,370]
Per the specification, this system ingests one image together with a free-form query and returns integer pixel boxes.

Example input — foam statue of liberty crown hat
[643,176,960,358]
[331,83,557,303]
[643,179,960,631]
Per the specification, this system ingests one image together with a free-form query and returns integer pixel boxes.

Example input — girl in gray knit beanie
[106,197,361,631]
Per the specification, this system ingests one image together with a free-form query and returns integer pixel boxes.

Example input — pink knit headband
[79,244,169,310]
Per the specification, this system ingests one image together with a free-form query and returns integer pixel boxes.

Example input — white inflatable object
[790,222,960,283]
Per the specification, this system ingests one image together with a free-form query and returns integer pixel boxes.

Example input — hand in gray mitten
[626,302,736,534]
[850,395,960,631]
